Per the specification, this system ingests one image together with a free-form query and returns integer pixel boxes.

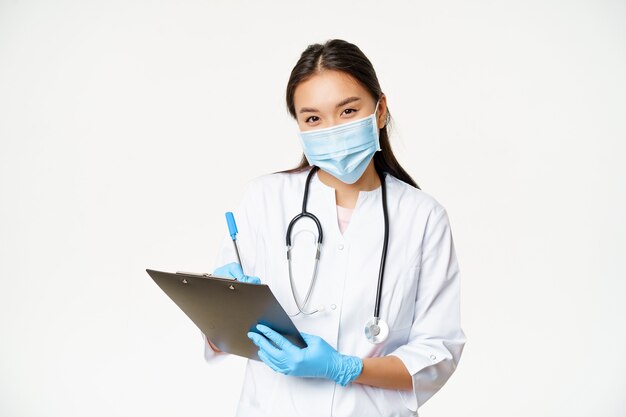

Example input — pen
[225,212,245,275]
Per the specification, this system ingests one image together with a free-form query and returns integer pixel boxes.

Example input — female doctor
[201,39,466,417]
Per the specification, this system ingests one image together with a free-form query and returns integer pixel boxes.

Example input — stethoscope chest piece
[364,317,389,344]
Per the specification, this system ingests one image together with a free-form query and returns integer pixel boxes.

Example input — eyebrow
[298,96,362,114]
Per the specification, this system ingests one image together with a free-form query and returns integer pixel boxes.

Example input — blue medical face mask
[298,100,381,184]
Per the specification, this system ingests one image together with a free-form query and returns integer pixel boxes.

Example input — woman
[201,39,466,417]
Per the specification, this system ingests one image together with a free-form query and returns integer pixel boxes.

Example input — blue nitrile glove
[212,262,261,284]
[247,324,363,387]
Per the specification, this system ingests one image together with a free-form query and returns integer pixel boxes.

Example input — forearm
[352,355,412,391]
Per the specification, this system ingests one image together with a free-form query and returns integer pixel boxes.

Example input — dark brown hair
[280,39,419,189]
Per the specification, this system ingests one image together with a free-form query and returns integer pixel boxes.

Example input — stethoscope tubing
[374,164,389,319]
[286,167,323,247]
[285,165,389,326]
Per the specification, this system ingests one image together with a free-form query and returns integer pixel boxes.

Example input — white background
[1,1,625,416]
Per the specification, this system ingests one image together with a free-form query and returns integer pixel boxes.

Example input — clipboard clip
[175,271,237,289]
[175,271,211,278]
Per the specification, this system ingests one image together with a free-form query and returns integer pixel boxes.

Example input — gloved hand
[212,262,261,284]
[247,324,363,387]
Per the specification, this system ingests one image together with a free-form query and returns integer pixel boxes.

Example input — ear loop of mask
[374,99,389,129]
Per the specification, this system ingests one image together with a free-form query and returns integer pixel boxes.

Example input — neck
[316,161,381,208]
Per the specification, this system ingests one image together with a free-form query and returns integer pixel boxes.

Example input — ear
[376,94,388,129]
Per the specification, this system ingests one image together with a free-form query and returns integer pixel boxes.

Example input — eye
[342,108,358,116]
[305,115,320,123]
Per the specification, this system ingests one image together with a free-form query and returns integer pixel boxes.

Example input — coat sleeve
[202,177,264,364]
[387,205,466,411]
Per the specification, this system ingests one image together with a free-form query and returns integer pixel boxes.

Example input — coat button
[330,304,337,310]
[338,244,344,250]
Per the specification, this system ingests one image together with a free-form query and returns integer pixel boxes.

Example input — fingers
[241,274,261,284]
[251,332,290,375]
[248,331,284,359]
[299,332,315,343]
[257,349,282,373]
[226,263,245,280]
[255,324,295,353]
[246,275,262,284]
[213,262,244,280]
[213,263,262,284]
[212,265,228,277]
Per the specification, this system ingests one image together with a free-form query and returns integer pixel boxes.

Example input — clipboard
[146,269,307,361]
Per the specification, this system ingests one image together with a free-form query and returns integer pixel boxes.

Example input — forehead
[293,70,370,109]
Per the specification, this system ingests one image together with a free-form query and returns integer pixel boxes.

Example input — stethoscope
[285,165,390,344]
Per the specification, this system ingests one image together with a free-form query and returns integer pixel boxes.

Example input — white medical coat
[201,168,466,417]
